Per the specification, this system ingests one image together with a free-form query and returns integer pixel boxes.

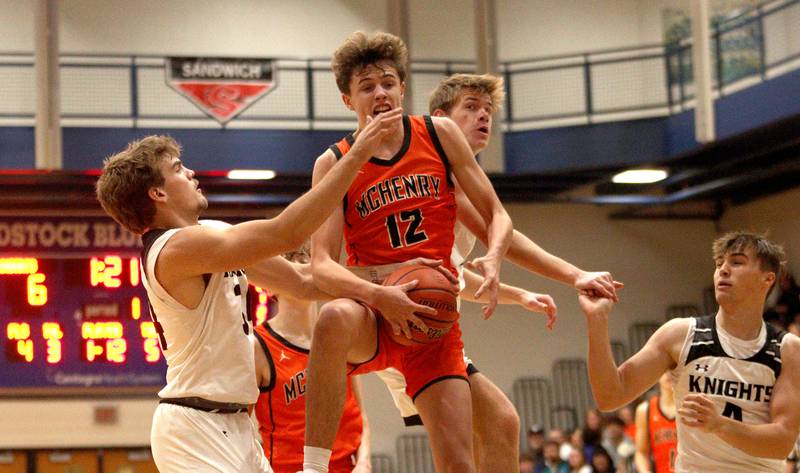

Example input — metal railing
[0,0,797,129]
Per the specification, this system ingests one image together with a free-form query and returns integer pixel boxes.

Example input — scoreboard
[0,217,272,396]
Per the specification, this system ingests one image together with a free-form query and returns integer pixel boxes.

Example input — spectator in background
[567,448,591,473]
[535,440,569,473]
[765,270,800,329]
[527,424,546,467]
[520,453,536,473]
[601,416,634,473]
[546,427,571,461]
[582,409,604,460]
[617,405,637,444]
[590,446,616,473]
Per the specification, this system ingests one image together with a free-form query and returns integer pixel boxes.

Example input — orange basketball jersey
[329,115,457,273]
[647,395,677,473]
[253,323,363,473]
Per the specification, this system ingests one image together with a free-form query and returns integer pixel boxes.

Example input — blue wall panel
[504,118,668,174]
[62,127,351,172]
[0,127,34,169]
[715,68,800,139]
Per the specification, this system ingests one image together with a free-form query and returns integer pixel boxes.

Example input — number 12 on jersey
[385,209,428,249]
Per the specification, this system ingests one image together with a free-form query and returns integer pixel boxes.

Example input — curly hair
[331,31,408,94]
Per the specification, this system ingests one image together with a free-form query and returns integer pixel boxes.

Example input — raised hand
[519,292,557,330]
[465,254,501,319]
[372,280,434,339]
[574,270,624,302]
[577,292,615,319]
[349,108,403,160]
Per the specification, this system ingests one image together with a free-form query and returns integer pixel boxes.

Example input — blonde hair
[96,135,181,234]
[428,73,505,115]
[331,31,408,94]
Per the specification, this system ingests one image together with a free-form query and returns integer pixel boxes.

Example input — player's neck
[151,208,198,230]
[716,303,765,340]
[268,299,315,348]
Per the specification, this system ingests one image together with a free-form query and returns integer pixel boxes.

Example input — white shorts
[375,352,476,425]
[151,403,272,473]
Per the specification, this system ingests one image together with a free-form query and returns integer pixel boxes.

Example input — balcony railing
[0,0,797,131]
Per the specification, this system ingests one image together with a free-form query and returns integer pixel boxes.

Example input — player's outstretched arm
[679,334,800,459]
[245,257,332,302]
[309,152,436,340]
[454,185,622,301]
[579,294,685,411]
[461,268,557,328]
[633,400,653,473]
[156,109,401,281]
[433,116,512,317]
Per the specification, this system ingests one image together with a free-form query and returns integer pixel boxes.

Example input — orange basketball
[381,265,459,346]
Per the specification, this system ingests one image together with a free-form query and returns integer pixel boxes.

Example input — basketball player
[579,231,800,472]
[302,31,515,473]
[361,73,622,473]
[94,129,397,472]
[634,373,677,473]
[252,244,371,473]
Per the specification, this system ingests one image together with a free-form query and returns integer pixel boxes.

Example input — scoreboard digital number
[0,217,272,396]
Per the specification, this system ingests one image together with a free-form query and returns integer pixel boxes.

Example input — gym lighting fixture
[227,170,277,180]
[612,169,668,184]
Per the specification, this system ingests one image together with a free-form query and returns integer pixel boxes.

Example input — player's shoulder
[198,219,231,229]
[313,148,338,172]
[428,115,459,135]
[779,331,800,361]
[657,316,693,339]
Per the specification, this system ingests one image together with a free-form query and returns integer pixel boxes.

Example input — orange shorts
[348,316,468,400]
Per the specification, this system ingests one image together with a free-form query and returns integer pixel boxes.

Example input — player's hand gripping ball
[382,265,459,346]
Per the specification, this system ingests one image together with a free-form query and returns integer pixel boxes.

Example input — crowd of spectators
[520,408,637,473]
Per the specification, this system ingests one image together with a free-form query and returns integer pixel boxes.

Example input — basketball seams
[406,287,459,297]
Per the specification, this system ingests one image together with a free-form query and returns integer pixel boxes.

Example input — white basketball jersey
[451,221,477,294]
[141,220,258,404]
[671,315,786,473]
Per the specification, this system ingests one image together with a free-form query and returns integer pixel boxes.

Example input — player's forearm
[483,211,513,261]
[506,230,583,286]
[311,256,383,305]
[272,150,367,247]
[634,451,652,473]
[585,314,627,410]
[462,269,524,305]
[713,419,796,459]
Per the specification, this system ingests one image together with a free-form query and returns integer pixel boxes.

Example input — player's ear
[765,271,776,286]
[432,109,447,117]
[148,186,166,202]
[342,94,354,111]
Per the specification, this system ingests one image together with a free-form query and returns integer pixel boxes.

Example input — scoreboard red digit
[0,216,273,396]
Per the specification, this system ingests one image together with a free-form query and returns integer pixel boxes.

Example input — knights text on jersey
[330,115,457,272]
[140,220,258,404]
[671,315,786,472]
[253,322,362,473]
